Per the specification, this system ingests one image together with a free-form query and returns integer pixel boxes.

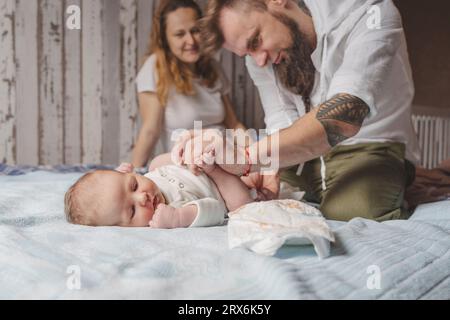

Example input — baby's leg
[206,165,254,212]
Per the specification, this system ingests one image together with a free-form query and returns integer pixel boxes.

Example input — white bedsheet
[1,171,449,299]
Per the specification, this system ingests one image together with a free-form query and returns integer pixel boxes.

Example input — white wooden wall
[0,0,264,165]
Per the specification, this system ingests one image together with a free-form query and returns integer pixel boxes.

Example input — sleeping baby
[64,153,259,228]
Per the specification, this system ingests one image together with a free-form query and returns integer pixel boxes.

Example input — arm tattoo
[298,1,312,17]
[316,94,370,147]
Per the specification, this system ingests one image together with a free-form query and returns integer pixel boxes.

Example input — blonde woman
[132,0,245,168]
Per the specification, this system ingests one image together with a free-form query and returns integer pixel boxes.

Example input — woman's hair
[146,0,219,106]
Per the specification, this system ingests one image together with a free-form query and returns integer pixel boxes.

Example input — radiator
[412,114,450,169]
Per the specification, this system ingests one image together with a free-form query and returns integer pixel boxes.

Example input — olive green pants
[280,143,416,222]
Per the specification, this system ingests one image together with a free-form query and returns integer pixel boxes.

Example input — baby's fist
[149,204,180,229]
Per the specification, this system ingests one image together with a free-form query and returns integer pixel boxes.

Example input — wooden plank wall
[0,0,16,164]
[0,0,264,166]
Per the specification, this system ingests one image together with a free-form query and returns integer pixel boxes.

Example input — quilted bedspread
[0,166,449,299]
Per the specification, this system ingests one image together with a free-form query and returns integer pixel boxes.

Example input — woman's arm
[222,94,246,131]
[132,92,165,168]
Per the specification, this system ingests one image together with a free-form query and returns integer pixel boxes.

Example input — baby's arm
[150,198,226,229]
[206,165,254,212]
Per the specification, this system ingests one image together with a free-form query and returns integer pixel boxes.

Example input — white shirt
[246,0,420,164]
[145,165,227,227]
[136,54,231,153]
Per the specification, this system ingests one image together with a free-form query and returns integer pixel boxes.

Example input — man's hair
[64,171,102,226]
[199,0,268,57]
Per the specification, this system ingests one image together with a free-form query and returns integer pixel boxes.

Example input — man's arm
[248,93,370,172]
[197,93,369,176]
[180,93,369,176]
[316,93,370,147]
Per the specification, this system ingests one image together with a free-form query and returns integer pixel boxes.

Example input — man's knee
[319,163,407,221]
[320,191,404,222]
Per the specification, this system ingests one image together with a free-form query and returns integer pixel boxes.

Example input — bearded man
[194,0,420,221]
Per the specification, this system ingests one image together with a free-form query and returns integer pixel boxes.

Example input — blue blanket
[0,166,449,299]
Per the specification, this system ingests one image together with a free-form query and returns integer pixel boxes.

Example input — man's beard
[271,13,316,111]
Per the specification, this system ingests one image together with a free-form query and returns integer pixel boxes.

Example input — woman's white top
[136,54,231,154]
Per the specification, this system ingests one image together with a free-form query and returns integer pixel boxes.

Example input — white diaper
[228,199,335,259]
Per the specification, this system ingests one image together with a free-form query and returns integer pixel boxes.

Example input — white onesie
[144,165,227,228]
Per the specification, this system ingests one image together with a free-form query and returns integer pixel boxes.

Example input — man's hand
[241,172,280,201]
[116,163,134,174]
[171,130,196,166]
[177,129,224,176]
[213,133,250,176]
[184,135,215,175]
[173,128,255,177]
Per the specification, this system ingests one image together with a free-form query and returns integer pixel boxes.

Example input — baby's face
[91,171,165,227]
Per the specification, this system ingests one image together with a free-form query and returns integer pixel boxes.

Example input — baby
[64,153,257,228]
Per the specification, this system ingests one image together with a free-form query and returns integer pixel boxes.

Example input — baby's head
[64,170,165,227]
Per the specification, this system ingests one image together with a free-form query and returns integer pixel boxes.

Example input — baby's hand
[116,163,134,174]
[149,204,183,229]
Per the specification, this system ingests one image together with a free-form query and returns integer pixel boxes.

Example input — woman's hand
[116,163,135,174]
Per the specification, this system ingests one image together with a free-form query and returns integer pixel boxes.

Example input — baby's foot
[198,146,216,175]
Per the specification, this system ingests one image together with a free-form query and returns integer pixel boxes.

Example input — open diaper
[228,199,335,259]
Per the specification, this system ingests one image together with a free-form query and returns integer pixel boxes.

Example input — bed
[1,165,449,300]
